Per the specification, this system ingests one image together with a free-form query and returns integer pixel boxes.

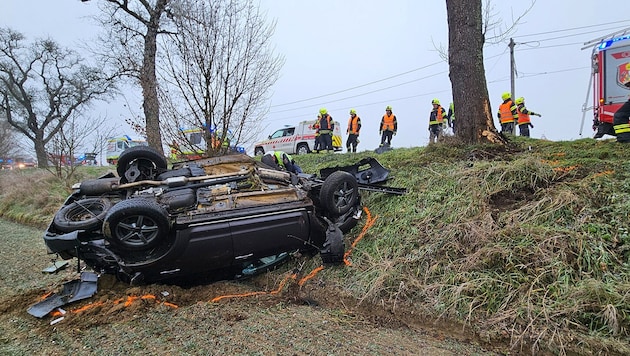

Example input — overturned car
[43,147,395,285]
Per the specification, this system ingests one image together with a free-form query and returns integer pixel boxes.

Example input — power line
[515,19,630,39]
[270,61,444,108]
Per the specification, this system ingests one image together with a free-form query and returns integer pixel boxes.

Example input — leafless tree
[89,0,173,152]
[160,0,283,158]
[446,0,532,144]
[0,28,116,168]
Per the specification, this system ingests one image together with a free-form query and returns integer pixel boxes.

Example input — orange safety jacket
[347,116,361,134]
[429,106,447,125]
[381,113,397,131]
[517,105,531,125]
[498,100,518,124]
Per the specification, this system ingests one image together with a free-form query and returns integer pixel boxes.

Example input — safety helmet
[349,109,356,115]
[385,105,392,111]
[319,108,327,115]
[515,97,524,105]
[431,98,440,105]
[501,92,511,101]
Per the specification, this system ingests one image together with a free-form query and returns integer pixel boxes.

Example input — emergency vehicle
[588,33,630,138]
[106,136,147,165]
[170,127,245,161]
[253,120,342,156]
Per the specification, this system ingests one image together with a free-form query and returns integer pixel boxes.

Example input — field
[1,137,629,355]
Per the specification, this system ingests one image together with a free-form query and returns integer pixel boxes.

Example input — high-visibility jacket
[517,103,538,125]
[347,115,361,135]
[429,106,447,125]
[273,151,293,168]
[380,113,397,132]
[318,114,334,133]
[498,100,518,124]
[447,102,455,123]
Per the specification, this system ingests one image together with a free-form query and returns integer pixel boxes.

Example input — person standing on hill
[613,78,630,143]
[379,105,397,147]
[447,102,456,134]
[515,97,542,137]
[428,99,448,144]
[346,108,362,152]
[313,114,322,153]
[497,92,519,134]
[317,108,335,152]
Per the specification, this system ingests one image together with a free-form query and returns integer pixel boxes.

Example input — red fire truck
[589,33,630,138]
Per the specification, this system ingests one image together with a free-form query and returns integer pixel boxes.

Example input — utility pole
[509,38,517,135]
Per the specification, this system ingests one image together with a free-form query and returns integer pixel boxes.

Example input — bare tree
[89,0,173,152]
[159,0,283,158]
[0,28,116,168]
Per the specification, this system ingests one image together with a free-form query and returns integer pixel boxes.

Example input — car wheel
[103,199,170,251]
[116,146,168,183]
[53,198,113,233]
[319,171,359,216]
[254,147,265,156]
[296,143,309,155]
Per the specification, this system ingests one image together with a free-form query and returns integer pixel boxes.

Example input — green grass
[1,137,630,354]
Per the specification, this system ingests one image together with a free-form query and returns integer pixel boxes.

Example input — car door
[230,207,311,261]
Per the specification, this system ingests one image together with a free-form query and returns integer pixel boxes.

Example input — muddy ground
[0,219,505,355]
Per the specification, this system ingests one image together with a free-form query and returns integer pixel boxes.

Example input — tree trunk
[141,24,163,152]
[34,132,48,169]
[446,0,504,144]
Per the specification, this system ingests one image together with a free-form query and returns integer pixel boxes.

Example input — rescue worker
[261,150,303,174]
[515,97,542,137]
[313,114,322,153]
[428,99,448,144]
[379,105,397,146]
[447,102,456,134]
[613,78,630,143]
[346,108,362,152]
[497,92,519,134]
[317,108,335,152]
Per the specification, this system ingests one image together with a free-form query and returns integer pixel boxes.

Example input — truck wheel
[117,146,168,183]
[53,197,112,233]
[254,147,265,156]
[296,143,310,155]
[103,199,170,251]
[320,171,359,216]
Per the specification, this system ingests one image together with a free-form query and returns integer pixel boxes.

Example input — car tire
[254,147,265,156]
[320,171,359,216]
[103,199,170,251]
[296,143,309,155]
[53,197,113,233]
[116,146,168,183]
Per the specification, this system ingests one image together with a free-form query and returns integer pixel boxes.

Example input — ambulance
[253,120,342,156]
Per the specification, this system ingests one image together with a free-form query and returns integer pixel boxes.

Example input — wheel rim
[114,214,160,248]
[333,181,355,211]
[125,158,158,182]
[68,200,106,221]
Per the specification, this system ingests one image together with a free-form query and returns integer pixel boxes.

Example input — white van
[253,120,343,156]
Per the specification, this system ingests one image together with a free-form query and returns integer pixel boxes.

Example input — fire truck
[587,32,630,138]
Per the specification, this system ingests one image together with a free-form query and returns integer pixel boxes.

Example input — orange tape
[344,207,378,266]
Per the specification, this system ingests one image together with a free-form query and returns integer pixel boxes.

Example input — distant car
[43,146,366,285]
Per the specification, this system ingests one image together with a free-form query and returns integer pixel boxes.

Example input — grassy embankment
[1,136,628,355]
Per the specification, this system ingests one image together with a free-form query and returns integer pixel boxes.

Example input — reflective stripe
[614,123,630,134]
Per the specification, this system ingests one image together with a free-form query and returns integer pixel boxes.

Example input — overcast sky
[3,0,630,153]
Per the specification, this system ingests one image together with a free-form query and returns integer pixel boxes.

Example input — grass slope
[1,137,628,354]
